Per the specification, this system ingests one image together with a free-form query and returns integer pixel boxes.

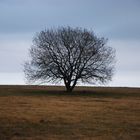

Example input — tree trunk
[64,79,77,93]
[66,87,73,92]
[65,83,73,92]
[64,80,71,92]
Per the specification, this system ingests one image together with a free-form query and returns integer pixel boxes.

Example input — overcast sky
[0,0,140,87]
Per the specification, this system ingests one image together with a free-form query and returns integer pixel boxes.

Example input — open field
[0,85,140,140]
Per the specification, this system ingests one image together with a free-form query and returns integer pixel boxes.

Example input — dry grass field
[0,85,140,140]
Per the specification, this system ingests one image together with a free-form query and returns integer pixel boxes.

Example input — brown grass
[0,85,140,140]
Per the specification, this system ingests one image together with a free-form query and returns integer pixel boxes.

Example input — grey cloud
[0,0,140,36]
[0,37,31,73]
[109,40,140,73]
[105,23,140,40]
[0,0,140,86]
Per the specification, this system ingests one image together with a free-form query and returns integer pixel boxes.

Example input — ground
[0,85,140,140]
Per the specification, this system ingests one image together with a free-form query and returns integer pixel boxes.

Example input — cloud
[0,72,25,85]
[0,0,140,86]
[0,0,140,35]
[0,34,31,72]
[109,39,140,69]
[108,39,140,87]
[111,71,140,87]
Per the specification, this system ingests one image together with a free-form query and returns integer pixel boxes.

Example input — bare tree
[24,27,115,92]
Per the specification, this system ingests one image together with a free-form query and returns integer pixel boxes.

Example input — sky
[0,0,140,87]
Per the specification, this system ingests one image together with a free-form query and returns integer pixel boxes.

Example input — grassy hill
[0,85,140,140]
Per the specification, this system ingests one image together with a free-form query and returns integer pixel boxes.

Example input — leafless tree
[24,27,115,92]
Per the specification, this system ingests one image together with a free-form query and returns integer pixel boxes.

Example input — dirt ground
[0,85,140,140]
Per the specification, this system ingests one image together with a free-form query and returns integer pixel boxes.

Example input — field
[0,85,140,140]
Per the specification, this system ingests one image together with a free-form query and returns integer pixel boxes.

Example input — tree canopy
[24,27,115,92]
